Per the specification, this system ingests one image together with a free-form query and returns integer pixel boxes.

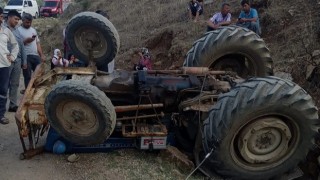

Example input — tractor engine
[90,67,237,145]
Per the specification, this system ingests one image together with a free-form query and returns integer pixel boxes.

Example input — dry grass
[260,0,320,108]
[53,149,204,180]
[35,0,320,122]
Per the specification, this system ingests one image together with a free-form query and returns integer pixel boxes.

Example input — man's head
[241,0,251,12]
[221,3,230,16]
[7,10,21,28]
[0,7,4,25]
[22,13,33,29]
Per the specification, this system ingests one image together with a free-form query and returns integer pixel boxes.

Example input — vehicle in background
[3,0,39,18]
[40,0,63,17]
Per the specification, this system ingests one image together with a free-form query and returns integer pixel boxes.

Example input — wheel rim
[74,26,108,60]
[212,56,257,77]
[231,115,299,171]
[55,99,99,136]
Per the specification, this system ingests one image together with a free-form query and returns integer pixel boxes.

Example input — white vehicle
[3,0,39,18]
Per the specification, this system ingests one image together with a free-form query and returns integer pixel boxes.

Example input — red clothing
[139,56,152,70]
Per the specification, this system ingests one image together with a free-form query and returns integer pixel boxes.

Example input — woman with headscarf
[51,49,69,69]
[134,47,152,71]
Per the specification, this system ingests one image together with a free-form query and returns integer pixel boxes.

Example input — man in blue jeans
[0,7,19,124]
[5,10,27,112]
[18,13,45,92]
[236,0,261,35]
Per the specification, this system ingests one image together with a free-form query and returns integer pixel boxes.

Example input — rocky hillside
[35,0,320,106]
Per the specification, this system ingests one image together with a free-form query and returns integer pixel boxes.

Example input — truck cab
[3,0,39,18]
[40,0,63,17]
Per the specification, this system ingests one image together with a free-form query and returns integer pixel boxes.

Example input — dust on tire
[183,26,273,77]
[66,12,120,68]
[45,80,116,145]
[201,76,319,179]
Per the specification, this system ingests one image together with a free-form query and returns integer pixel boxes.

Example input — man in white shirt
[5,10,27,112]
[18,13,45,91]
[0,7,19,124]
[207,3,232,31]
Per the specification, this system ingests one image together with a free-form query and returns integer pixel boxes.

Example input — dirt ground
[0,76,68,180]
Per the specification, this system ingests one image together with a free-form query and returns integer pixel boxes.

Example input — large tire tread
[202,76,319,179]
[184,26,273,76]
[66,12,120,67]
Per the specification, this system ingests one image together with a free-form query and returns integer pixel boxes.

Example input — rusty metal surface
[179,94,218,112]
[239,117,292,164]
[115,104,163,113]
[16,64,98,137]
[147,67,235,76]
[117,113,164,121]
[122,124,167,137]
[34,67,96,86]
[93,70,135,92]
[16,63,46,137]
[20,146,45,160]
[56,99,99,136]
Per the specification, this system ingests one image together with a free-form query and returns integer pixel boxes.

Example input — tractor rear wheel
[200,76,319,179]
[183,26,273,77]
[45,80,116,145]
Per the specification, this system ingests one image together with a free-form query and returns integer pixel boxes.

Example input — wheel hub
[74,27,108,59]
[239,117,292,164]
[56,100,99,136]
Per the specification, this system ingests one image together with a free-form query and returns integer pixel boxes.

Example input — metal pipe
[146,68,234,76]
[115,104,163,112]
[117,113,164,121]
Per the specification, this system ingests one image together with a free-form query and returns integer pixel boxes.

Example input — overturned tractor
[16,12,319,179]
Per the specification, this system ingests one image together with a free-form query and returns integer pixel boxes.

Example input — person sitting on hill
[51,49,69,68]
[207,3,231,31]
[188,0,203,22]
[236,0,261,35]
[68,54,84,67]
[134,48,152,71]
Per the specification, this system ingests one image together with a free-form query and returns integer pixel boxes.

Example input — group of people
[188,0,261,35]
[51,49,84,68]
[0,8,44,124]
[1,0,261,124]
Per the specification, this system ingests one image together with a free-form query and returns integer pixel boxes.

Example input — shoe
[20,90,25,94]
[0,117,9,125]
[8,106,18,112]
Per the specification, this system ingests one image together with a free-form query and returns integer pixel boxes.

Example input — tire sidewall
[202,46,267,76]
[217,103,311,178]
[46,89,110,144]
[66,12,119,67]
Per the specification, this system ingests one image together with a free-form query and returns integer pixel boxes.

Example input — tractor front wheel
[45,80,116,145]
